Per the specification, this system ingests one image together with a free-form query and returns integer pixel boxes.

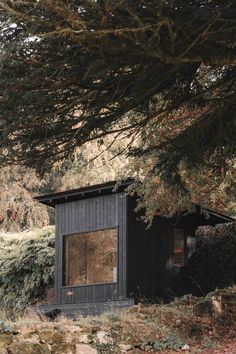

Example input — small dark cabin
[36,180,233,316]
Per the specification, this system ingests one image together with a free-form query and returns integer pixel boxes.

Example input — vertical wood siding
[127,196,174,298]
[55,193,127,304]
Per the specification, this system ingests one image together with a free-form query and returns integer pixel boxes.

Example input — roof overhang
[174,205,234,226]
[34,180,132,208]
[35,179,235,225]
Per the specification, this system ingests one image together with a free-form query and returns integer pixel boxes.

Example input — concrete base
[36,298,135,318]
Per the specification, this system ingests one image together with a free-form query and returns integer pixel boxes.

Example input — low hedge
[187,222,236,295]
[0,227,55,316]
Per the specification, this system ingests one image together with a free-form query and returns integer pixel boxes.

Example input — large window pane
[63,228,117,286]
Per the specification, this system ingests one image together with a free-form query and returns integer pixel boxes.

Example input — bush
[187,222,236,295]
[0,227,55,316]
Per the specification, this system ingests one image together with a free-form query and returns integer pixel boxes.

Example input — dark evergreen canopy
[0,0,235,215]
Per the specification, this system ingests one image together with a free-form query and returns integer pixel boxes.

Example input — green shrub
[187,222,236,295]
[0,227,55,316]
[0,320,12,333]
[139,334,186,351]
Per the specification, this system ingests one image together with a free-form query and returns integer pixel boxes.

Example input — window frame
[62,226,119,288]
[172,228,186,267]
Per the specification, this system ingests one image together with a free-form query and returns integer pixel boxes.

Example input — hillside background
[1,137,236,233]
[0,138,129,232]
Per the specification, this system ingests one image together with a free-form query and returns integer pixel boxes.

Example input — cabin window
[173,228,185,267]
[63,228,118,286]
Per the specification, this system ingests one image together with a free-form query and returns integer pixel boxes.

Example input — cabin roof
[34,180,132,207]
[35,179,234,224]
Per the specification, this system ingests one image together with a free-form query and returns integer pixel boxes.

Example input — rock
[182,344,190,351]
[8,342,50,354]
[76,344,98,354]
[118,343,132,352]
[39,328,64,344]
[212,295,223,316]
[96,330,113,345]
[175,319,182,327]
[78,334,91,344]
[51,343,76,354]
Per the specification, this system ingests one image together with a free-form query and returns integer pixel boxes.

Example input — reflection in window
[63,228,117,286]
[173,228,185,267]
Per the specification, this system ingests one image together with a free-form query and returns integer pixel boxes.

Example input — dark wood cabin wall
[156,218,173,294]
[55,192,127,304]
[127,197,200,298]
[127,196,173,298]
[118,194,127,298]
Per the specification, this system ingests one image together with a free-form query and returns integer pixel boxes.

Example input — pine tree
[0,0,235,216]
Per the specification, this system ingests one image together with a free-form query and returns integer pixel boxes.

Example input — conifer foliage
[0,166,50,231]
[0,0,235,215]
